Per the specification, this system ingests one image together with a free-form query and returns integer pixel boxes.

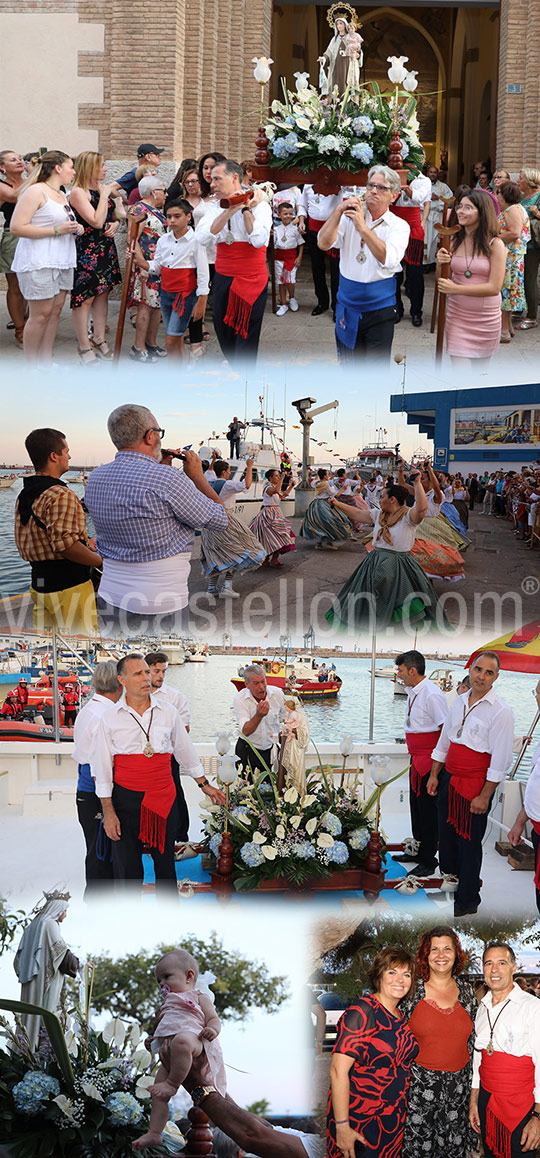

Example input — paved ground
[1,504,538,644]
[2,261,540,370]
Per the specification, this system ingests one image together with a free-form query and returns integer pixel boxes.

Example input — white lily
[252,831,267,844]
[301,794,317,807]
[132,1046,152,1069]
[295,117,311,131]
[81,1081,104,1102]
[135,1074,155,1100]
[53,1095,77,1121]
[129,1023,142,1047]
[275,824,286,840]
[305,817,318,836]
[284,787,299,804]
[261,845,278,860]
[317,833,335,849]
[102,1018,127,1048]
[290,815,302,830]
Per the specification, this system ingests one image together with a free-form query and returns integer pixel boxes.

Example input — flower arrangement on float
[0,967,180,1157]
[259,56,423,174]
[202,738,408,891]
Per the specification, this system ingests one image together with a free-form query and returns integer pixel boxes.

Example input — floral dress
[127,203,166,309]
[70,189,122,308]
[327,996,419,1158]
[401,976,478,1158]
[501,204,530,311]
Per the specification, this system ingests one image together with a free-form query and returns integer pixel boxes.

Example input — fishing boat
[393,668,457,699]
[185,643,209,663]
[231,654,342,700]
[158,637,186,665]
[0,474,17,489]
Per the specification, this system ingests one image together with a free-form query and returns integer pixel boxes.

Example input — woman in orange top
[401,926,477,1158]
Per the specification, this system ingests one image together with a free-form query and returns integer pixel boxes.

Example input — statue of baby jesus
[341,27,363,63]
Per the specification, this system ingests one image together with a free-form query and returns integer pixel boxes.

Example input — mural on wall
[451,406,540,448]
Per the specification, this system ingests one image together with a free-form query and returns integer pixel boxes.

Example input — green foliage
[88,931,288,1025]
[246,1098,271,1116]
[0,900,31,958]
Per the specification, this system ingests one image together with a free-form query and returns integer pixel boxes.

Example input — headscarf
[13,898,68,985]
[374,503,408,545]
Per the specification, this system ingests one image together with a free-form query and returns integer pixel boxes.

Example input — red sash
[445,742,491,839]
[479,1051,535,1158]
[215,242,268,338]
[308,217,328,233]
[275,247,297,283]
[532,818,540,889]
[113,753,176,854]
[391,203,424,265]
[161,267,197,316]
[405,730,441,795]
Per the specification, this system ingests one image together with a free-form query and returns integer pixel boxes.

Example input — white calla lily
[317,833,335,848]
[284,787,299,804]
[301,795,317,807]
[53,1095,76,1120]
[135,1074,156,1100]
[261,845,278,860]
[275,824,286,840]
[102,1017,127,1048]
[296,117,311,131]
[132,1046,152,1069]
[81,1081,104,1102]
[290,815,302,829]
[129,1023,142,1047]
[252,831,267,844]
[305,817,318,836]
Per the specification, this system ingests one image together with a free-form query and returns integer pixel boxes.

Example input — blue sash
[335,275,397,349]
[77,762,95,792]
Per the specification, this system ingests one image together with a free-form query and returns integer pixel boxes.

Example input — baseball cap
[137,143,164,158]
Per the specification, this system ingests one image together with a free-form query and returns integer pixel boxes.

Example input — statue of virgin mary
[318,13,363,96]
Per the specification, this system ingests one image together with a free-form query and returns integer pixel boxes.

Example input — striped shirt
[15,485,89,562]
[85,451,227,562]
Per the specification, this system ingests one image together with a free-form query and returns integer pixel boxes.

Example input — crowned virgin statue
[318,4,364,96]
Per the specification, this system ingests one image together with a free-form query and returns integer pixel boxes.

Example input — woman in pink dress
[436,189,506,365]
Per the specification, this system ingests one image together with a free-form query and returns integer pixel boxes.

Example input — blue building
[390,383,540,473]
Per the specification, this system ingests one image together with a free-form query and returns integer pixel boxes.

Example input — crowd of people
[2,142,539,364]
[12,409,540,636]
[327,932,540,1158]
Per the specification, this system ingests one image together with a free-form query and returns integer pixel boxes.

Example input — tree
[87,931,289,1024]
[0,898,30,957]
[246,1099,271,1116]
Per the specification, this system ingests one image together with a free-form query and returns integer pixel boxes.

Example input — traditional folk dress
[473,984,540,1158]
[249,483,296,559]
[300,480,354,546]
[72,692,117,892]
[200,478,264,583]
[431,688,514,910]
[327,996,419,1158]
[195,199,271,359]
[91,691,204,889]
[403,676,448,868]
[273,220,304,286]
[298,187,342,313]
[325,508,444,629]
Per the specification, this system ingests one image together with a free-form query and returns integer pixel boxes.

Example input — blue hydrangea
[350,142,373,164]
[105,1091,144,1127]
[209,833,222,857]
[400,141,409,159]
[13,1072,60,1115]
[240,842,266,867]
[285,115,295,126]
[352,115,374,136]
[349,827,370,851]
[322,813,342,836]
[271,138,288,159]
[325,841,349,864]
[284,132,299,155]
[232,806,251,820]
[295,841,317,859]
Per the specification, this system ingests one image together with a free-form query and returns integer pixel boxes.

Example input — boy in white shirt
[273,202,304,316]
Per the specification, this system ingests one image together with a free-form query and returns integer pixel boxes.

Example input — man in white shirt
[508,676,540,915]
[91,654,223,891]
[395,649,448,877]
[233,664,286,776]
[318,165,409,360]
[145,649,191,845]
[424,165,453,266]
[470,942,540,1157]
[297,185,343,316]
[427,651,515,916]
[195,159,271,361]
[73,660,122,895]
[390,169,432,326]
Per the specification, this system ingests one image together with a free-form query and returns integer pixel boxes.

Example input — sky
[2,358,538,467]
[0,897,315,1116]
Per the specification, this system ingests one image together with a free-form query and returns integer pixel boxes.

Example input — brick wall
[497,0,540,166]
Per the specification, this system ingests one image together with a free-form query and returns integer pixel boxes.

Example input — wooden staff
[430,195,455,334]
[113,204,146,362]
[434,220,460,364]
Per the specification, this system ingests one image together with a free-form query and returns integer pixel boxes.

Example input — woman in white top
[249,467,296,567]
[326,474,448,628]
[10,150,84,360]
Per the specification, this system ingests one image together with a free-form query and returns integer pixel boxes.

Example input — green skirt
[325,548,449,630]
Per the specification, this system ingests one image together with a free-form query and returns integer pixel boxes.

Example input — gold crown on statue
[31,889,71,916]
[326,3,362,30]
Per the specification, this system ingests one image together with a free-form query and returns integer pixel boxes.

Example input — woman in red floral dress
[327,947,418,1158]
